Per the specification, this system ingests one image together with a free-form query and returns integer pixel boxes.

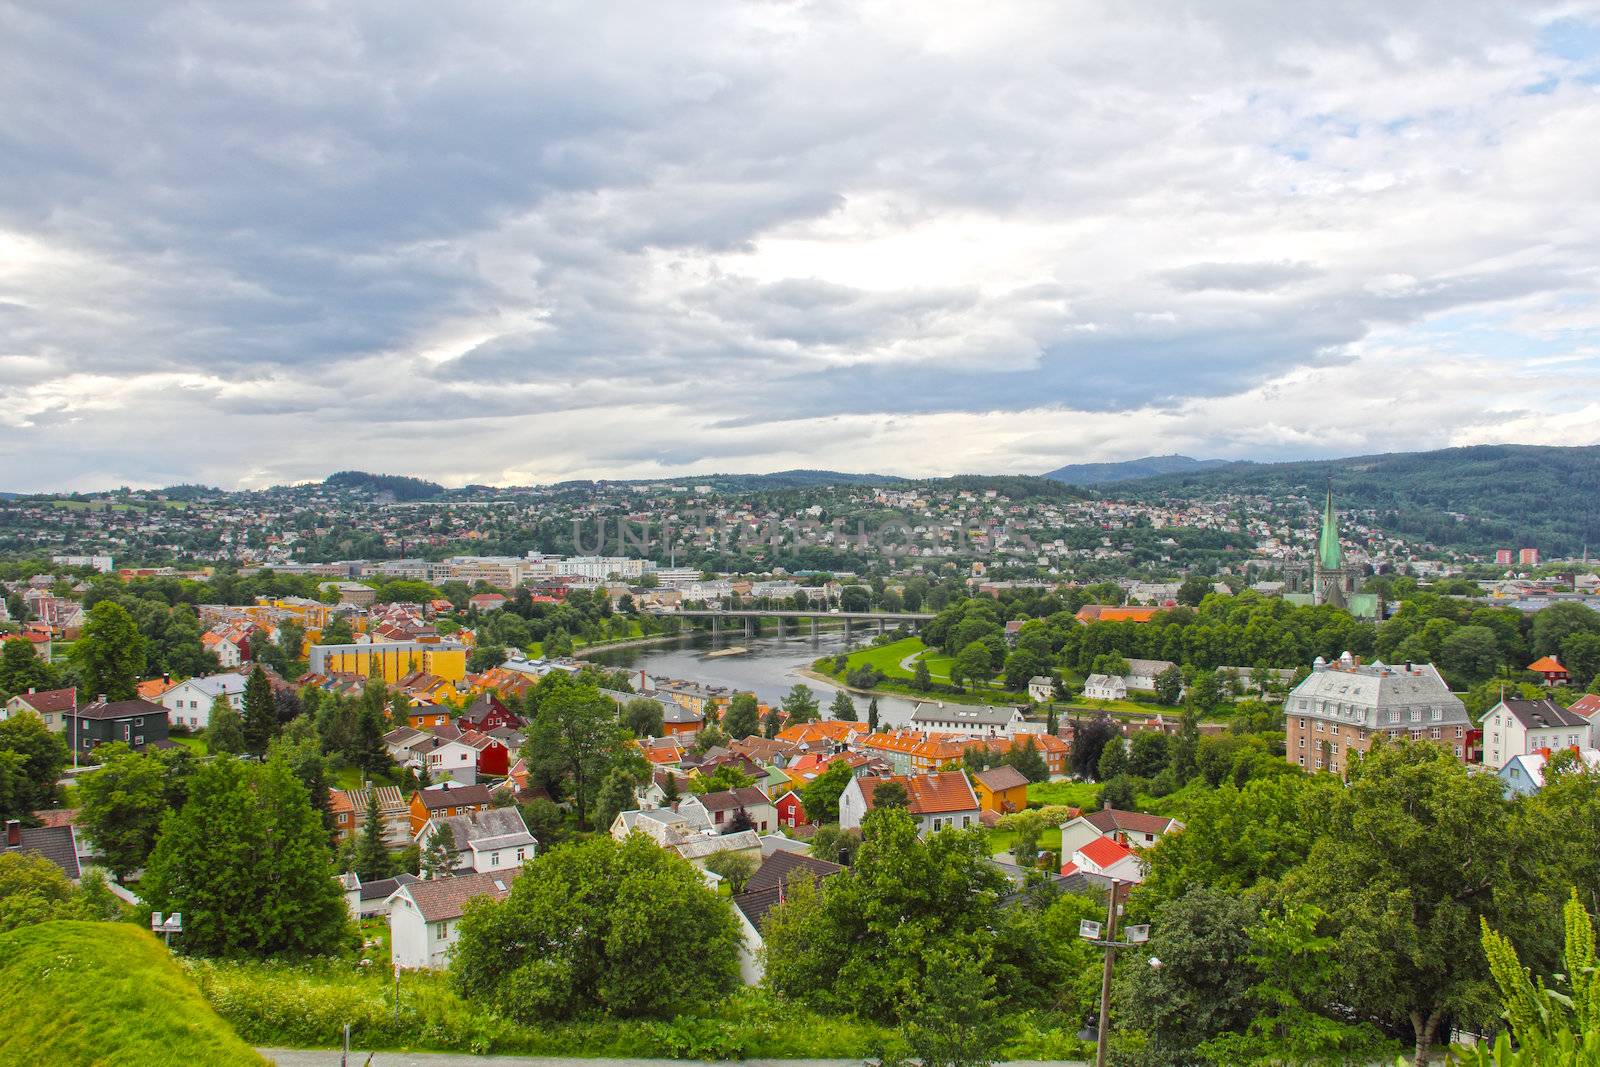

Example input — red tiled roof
[1078,835,1135,869]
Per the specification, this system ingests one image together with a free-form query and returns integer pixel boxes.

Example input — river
[584,630,925,728]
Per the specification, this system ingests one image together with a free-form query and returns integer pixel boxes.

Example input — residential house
[672,828,763,869]
[416,807,535,874]
[678,787,775,834]
[158,673,248,730]
[1060,808,1184,855]
[1082,674,1128,701]
[1527,655,1570,687]
[972,765,1030,815]
[611,806,708,847]
[332,786,411,846]
[775,720,870,751]
[389,869,521,969]
[1027,676,1055,703]
[1121,659,1179,692]
[1074,605,1160,624]
[408,703,452,730]
[3,819,80,881]
[341,871,420,919]
[1481,698,1592,770]
[908,702,1030,738]
[838,772,981,836]
[408,783,493,835]
[417,727,482,785]
[731,851,844,984]
[383,726,438,766]
[1061,835,1144,883]
[860,731,966,775]
[2,687,76,732]
[459,693,523,733]
[396,672,457,706]
[1499,748,1600,796]
[1568,694,1600,747]
[62,697,169,756]
[774,790,808,828]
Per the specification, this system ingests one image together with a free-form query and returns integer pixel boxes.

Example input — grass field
[830,637,1027,703]
[191,956,1088,1060]
[1026,780,1102,809]
[986,826,1064,856]
[0,921,265,1066]
[169,736,207,756]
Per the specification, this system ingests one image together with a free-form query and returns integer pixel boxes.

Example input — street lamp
[1077,880,1150,1067]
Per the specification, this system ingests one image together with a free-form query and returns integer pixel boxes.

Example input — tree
[703,849,758,893]
[1099,775,1137,812]
[141,756,350,957]
[207,696,245,755]
[518,798,568,850]
[0,714,66,819]
[1283,741,1534,1066]
[0,852,92,932]
[1176,573,1214,607]
[1170,710,1200,781]
[913,659,933,692]
[1003,736,1049,783]
[622,697,664,739]
[594,768,639,832]
[763,706,784,738]
[529,685,626,830]
[352,790,394,881]
[1187,670,1224,714]
[1113,887,1263,1067]
[70,601,146,701]
[829,690,858,722]
[1440,625,1502,684]
[1533,601,1600,657]
[0,638,55,699]
[873,780,909,809]
[868,697,881,732]
[450,835,740,1020]
[898,944,1006,1067]
[321,616,354,645]
[76,745,167,880]
[422,825,455,879]
[1097,737,1128,781]
[1128,731,1170,778]
[1069,716,1117,780]
[954,642,992,690]
[1154,665,1184,706]
[241,666,276,757]
[1562,631,1600,690]
[721,693,760,740]
[802,758,856,825]
[782,684,820,725]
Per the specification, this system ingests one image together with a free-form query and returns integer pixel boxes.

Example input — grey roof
[5,824,80,880]
[69,698,167,722]
[745,849,842,893]
[1124,659,1177,678]
[696,787,771,812]
[436,808,535,852]
[909,703,1018,727]
[417,783,494,810]
[973,765,1030,792]
[359,872,419,902]
[674,829,762,861]
[1286,661,1468,728]
[1489,698,1590,731]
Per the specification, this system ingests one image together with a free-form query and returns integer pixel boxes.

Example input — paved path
[261,1052,1089,1067]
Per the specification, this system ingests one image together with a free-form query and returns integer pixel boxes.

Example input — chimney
[26,687,34,696]
[5,821,19,847]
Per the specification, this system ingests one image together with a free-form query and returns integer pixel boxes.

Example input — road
[260,1052,1089,1067]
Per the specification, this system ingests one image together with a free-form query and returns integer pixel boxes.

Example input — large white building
[907,702,1032,738]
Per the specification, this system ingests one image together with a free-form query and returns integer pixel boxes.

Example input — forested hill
[323,471,444,500]
[1110,444,1600,556]
[1044,454,1227,484]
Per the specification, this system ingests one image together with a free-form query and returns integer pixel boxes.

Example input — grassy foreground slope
[0,921,266,1067]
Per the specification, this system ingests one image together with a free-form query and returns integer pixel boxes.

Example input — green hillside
[0,921,265,1067]
[1113,444,1600,556]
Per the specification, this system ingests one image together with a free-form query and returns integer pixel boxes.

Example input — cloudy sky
[3,2,1600,491]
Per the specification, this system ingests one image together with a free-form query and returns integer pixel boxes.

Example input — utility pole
[1095,880,1120,1067]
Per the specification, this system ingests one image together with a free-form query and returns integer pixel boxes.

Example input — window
[1430,727,1441,739]
[932,818,942,831]
[1298,737,1305,748]
[134,735,144,745]
[1298,755,1305,766]
[135,717,144,726]
[1432,707,1443,722]
[1409,708,1420,723]
[490,852,499,867]
[515,848,525,862]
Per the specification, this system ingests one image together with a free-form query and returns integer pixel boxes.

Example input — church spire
[1318,480,1343,572]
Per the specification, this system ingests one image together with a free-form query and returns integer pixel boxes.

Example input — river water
[584,630,925,728]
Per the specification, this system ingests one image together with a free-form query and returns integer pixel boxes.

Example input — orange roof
[859,771,977,815]
[136,678,177,700]
[1075,605,1160,624]
[777,721,869,745]
[1528,656,1566,673]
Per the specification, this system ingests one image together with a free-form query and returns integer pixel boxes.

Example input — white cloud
[0,1,1598,489]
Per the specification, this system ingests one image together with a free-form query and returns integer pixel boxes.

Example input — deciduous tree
[70,601,146,701]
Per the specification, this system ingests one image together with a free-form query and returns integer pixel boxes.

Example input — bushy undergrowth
[187,956,1090,1059]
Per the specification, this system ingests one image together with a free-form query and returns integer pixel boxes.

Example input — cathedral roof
[1318,485,1344,572]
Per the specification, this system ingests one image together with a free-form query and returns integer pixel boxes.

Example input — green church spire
[1318,482,1343,571]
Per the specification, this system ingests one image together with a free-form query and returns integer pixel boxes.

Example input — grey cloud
[1163,261,1322,292]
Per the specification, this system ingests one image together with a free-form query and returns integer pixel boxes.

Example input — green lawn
[170,736,208,756]
[331,764,398,791]
[832,637,1025,703]
[0,921,264,1065]
[1027,780,1102,810]
[986,826,1063,856]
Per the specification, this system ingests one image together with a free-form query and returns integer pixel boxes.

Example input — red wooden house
[460,693,522,732]
[775,789,808,829]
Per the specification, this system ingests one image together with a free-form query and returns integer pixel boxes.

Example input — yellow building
[308,641,468,684]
